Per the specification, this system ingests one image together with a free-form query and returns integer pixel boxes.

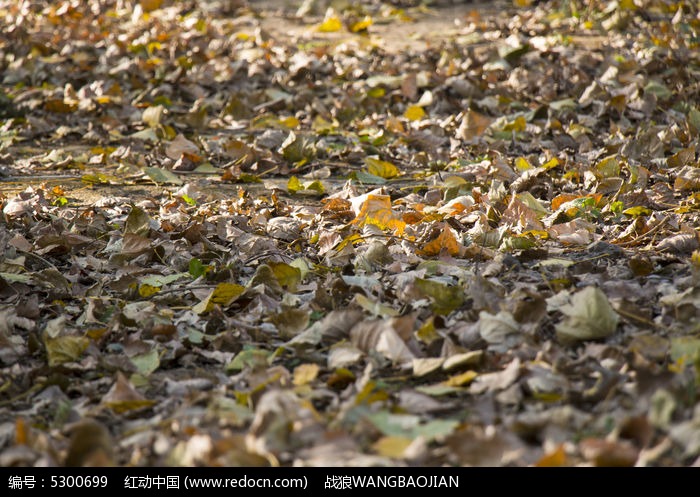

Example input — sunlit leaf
[142,105,165,128]
[193,283,245,314]
[622,206,652,217]
[417,224,461,257]
[365,156,399,179]
[404,105,426,121]
[514,157,532,171]
[288,176,303,193]
[443,370,478,387]
[350,16,373,33]
[317,16,343,32]
[596,155,620,178]
[354,293,399,317]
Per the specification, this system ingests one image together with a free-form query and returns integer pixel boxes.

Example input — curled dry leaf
[350,317,416,366]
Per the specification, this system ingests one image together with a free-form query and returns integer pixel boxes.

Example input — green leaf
[189,258,208,278]
[366,411,459,441]
[414,278,465,315]
[226,347,273,372]
[130,349,160,377]
[351,170,386,185]
[144,166,183,185]
[644,80,672,100]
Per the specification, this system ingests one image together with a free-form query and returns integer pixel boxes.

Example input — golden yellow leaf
[317,16,343,32]
[140,0,163,12]
[442,370,478,387]
[515,157,532,171]
[404,105,426,121]
[542,157,560,170]
[365,157,399,179]
[138,283,161,297]
[350,16,373,32]
[279,116,299,128]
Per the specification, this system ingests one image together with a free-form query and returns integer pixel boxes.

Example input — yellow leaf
[515,157,532,171]
[415,317,440,345]
[139,0,162,12]
[269,261,301,291]
[372,436,412,458]
[596,155,620,178]
[417,224,461,257]
[317,16,343,32]
[622,206,652,217]
[350,16,373,32]
[293,363,320,386]
[193,283,244,314]
[138,283,161,297]
[503,115,527,132]
[542,157,560,170]
[404,105,426,121]
[365,156,399,179]
[442,370,478,387]
[367,87,385,98]
[45,335,90,367]
[279,116,299,128]
[618,0,637,10]
[288,176,302,193]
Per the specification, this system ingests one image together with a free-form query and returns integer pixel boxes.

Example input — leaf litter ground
[1,0,700,466]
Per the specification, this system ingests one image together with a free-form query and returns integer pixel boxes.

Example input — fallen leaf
[556,287,619,344]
